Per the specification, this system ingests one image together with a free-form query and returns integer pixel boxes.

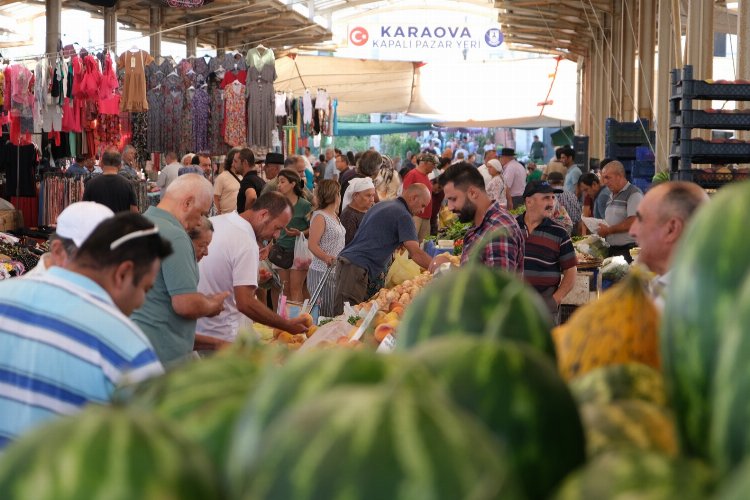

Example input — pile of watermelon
[4,182,750,500]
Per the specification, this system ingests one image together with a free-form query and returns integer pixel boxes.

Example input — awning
[432,115,574,129]
[336,121,435,136]
[551,126,575,146]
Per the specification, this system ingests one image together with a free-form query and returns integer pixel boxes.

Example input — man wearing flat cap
[499,148,527,207]
[402,152,438,241]
[517,180,577,324]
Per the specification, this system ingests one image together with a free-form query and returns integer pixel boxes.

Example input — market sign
[347,23,503,54]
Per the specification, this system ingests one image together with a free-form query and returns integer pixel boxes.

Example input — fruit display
[235,384,523,500]
[411,337,585,499]
[552,449,715,500]
[579,399,679,458]
[553,266,660,381]
[0,405,219,499]
[569,363,667,407]
[398,264,555,357]
[661,181,750,459]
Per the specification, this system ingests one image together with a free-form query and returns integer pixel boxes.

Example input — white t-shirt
[197,212,259,341]
[157,162,182,190]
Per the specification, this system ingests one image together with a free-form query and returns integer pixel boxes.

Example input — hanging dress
[192,86,210,153]
[245,47,276,149]
[118,49,154,112]
[162,89,184,155]
[207,73,227,156]
[147,87,164,153]
[223,80,246,148]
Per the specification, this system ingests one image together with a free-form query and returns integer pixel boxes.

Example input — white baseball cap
[55,202,115,247]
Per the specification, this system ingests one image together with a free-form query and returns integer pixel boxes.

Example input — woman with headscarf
[485,158,513,210]
[340,177,376,245]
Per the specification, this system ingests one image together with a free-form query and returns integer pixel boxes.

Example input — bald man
[597,160,644,262]
[333,183,434,313]
[629,181,709,306]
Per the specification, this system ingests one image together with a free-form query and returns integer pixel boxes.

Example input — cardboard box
[0,210,23,232]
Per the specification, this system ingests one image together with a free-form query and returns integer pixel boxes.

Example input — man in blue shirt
[0,213,171,448]
[333,184,434,314]
[560,146,582,193]
[66,155,90,177]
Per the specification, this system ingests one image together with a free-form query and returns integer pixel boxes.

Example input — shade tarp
[431,115,574,129]
[274,55,420,116]
[336,121,435,136]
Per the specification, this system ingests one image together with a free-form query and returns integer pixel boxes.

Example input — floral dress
[162,89,183,154]
[223,81,246,147]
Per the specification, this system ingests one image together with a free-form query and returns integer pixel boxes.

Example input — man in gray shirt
[596,161,643,262]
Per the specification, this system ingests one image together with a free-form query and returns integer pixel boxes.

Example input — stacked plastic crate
[604,118,656,191]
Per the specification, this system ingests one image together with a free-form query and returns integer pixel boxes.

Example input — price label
[130,56,136,69]
[376,334,396,353]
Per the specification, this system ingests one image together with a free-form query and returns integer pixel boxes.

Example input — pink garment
[80,55,102,99]
[99,95,120,115]
[71,55,84,99]
[98,53,119,101]
[61,97,82,132]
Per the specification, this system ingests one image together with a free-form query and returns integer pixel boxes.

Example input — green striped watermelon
[397,265,554,357]
[569,363,667,407]
[553,449,715,500]
[710,275,750,476]
[227,348,423,492]
[120,351,266,477]
[580,399,679,458]
[661,181,750,459]
[410,337,585,499]
[0,405,219,499]
[239,384,523,500]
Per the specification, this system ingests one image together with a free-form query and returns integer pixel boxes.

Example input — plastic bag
[292,234,313,271]
[385,250,421,288]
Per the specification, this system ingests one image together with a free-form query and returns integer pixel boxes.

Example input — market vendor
[596,160,643,262]
[333,184,434,314]
[431,162,524,273]
[628,181,708,307]
[516,180,578,324]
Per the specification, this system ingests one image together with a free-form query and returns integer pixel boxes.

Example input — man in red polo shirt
[402,152,438,241]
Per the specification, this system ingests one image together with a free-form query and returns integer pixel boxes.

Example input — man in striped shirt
[516,181,578,324]
[0,213,171,448]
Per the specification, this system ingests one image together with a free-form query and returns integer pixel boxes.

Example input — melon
[238,384,522,500]
[569,363,667,407]
[397,265,554,357]
[410,337,585,499]
[0,405,218,499]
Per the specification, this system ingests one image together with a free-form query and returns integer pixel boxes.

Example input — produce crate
[632,160,655,179]
[632,177,652,193]
[671,109,750,130]
[670,139,750,164]
[692,170,743,190]
[636,146,656,161]
[605,143,639,160]
[672,78,750,101]
[605,118,651,144]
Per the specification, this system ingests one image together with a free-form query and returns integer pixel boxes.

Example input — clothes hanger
[129,44,139,53]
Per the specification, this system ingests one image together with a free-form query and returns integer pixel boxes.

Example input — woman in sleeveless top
[307,180,346,317]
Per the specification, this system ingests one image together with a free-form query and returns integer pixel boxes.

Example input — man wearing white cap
[25,202,115,277]
[340,177,376,245]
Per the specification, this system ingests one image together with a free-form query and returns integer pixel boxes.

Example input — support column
[150,6,162,59]
[186,25,197,57]
[636,0,656,122]
[686,0,713,139]
[576,56,584,138]
[45,0,61,57]
[104,7,117,52]
[590,44,604,160]
[656,0,675,172]
[610,1,623,120]
[621,0,637,121]
[738,0,750,140]
[216,30,226,56]
[603,12,615,125]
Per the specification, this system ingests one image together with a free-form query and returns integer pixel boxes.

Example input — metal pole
[150,6,162,59]
[621,0,637,121]
[45,0,61,57]
[656,0,675,172]
[637,0,656,122]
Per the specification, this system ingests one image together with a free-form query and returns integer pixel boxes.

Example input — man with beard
[516,180,577,323]
[432,162,524,272]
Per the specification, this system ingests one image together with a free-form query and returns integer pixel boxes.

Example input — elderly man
[259,152,288,195]
[333,184,434,314]
[434,162,524,272]
[131,174,229,366]
[477,148,498,187]
[596,160,643,262]
[402,152,438,242]
[629,181,708,306]
[197,192,308,345]
[516,180,578,323]
[83,150,138,214]
[157,151,182,191]
[499,148,527,207]
[189,216,213,263]
[26,202,114,277]
[0,213,170,447]
[323,148,337,180]
[120,145,140,180]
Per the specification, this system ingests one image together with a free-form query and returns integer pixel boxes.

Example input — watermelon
[120,351,266,476]
[710,275,750,476]
[553,449,715,500]
[397,265,554,357]
[569,363,667,407]
[227,348,423,491]
[0,405,219,499]
[410,337,585,499]
[580,399,679,458]
[661,181,750,459]
[715,458,750,499]
[239,384,523,500]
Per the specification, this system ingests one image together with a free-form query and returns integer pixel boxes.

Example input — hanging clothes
[147,87,164,153]
[245,47,276,149]
[193,55,212,79]
[1,142,38,198]
[223,80,246,148]
[275,92,287,117]
[224,52,247,73]
[132,112,149,166]
[98,52,119,102]
[302,90,313,125]
[162,89,183,154]
[220,69,247,89]
[180,87,195,154]
[6,65,34,144]
[192,86,210,153]
[118,49,154,112]
[207,75,227,156]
